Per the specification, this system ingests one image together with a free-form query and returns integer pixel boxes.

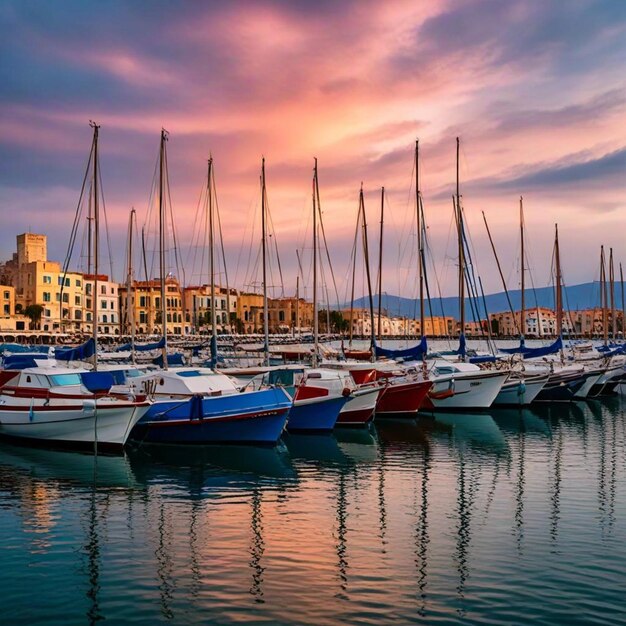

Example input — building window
[86,284,92,295]
[43,292,51,302]
[43,276,51,284]
[101,285,106,295]
[76,279,81,287]
[86,312,92,322]
[3,290,10,299]
[75,296,81,306]
[102,315,108,323]
[140,312,147,323]
[110,286,115,295]
[62,293,69,303]
[101,300,107,309]
[74,310,82,320]
[3,304,9,315]
[140,296,146,307]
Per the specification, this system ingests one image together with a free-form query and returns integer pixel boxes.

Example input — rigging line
[143,145,160,281]
[141,226,148,282]
[60,134,95,308]
[242,192,260,292]
[266,195,285,298]
[164,146,184,287]
[460,204,488,343]
[348,198,361,345]
[97,162,114,280]
[420,197,435,325]
[457,207,481,330]
[482,211,520,335]
[316,183,341,311]
[212,166,231,305]
[185,170,207,282]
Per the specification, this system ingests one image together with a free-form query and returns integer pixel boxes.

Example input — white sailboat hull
[422,371,508,410]
[0,398,149,449]
[493,375,548,406]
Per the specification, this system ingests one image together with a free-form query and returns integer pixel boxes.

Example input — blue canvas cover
[55,338,96,361]
[3,356,41,369]
[457,334,466,358]
[80,372,114,393]
[116,337,165,352]
[152,352,185,367]
[373,336,428,360]
[0,344,50,355]
[500,336,563,358]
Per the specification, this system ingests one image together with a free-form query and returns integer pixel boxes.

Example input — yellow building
[119,277,185,336]
[268,297,313,333]
[183,285,237,333]
[236,293,264,334]
[0,285,28,332]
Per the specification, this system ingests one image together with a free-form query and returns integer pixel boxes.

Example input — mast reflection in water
[1,402,626,624]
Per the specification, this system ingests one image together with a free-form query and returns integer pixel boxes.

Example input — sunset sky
[1,0,625,305]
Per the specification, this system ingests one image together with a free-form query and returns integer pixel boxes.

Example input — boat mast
[312,159,320,367]
[554,224,562,338]
[90,121,100,372]
[159,129,168,370]
[295,275,300,338]
[208,157,217,368]
[619,263,626,340]
[126,208,136,364]
[456,137,465,350]
[416,140,425,337]
[261,158,270,366]
[359,185,376,361]
[600,246,607,345]
[520,196,525,340]
[377,186,384,342]
[609,247,615,341]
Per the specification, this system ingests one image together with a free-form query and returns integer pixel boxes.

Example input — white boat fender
[82,399,96,416]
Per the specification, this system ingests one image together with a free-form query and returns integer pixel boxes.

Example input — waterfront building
[82,274,120,335]
[0,285,29,331]
[236,293,264,334]
[268,297,313,333]
[489,307,559,337]
[183,285,237,334]
[119,277,185,336]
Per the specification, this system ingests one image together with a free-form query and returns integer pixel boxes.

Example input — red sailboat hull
[376,379,433,415]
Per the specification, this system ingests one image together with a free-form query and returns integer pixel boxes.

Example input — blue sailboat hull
[131,388,292,445]
[287,395,348,432]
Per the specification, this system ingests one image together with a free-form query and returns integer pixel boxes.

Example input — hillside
[350,281,618,320]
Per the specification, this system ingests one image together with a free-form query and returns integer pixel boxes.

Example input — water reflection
[249,487,265,603]
[1,400,625,625]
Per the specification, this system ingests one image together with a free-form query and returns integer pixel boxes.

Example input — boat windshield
[49,373,83,387]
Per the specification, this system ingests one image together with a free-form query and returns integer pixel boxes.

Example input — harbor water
[1,399,625,624]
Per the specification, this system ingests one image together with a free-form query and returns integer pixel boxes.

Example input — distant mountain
[351,281,618,320]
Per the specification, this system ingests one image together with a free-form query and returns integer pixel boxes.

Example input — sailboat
[329,176,433,415]
[415,138,508,410]
[0,123,150,451]
[129,141,292,445]
[490,197,550,406]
